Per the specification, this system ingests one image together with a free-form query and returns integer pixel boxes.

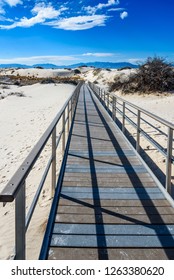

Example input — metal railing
[0,81,82,259]
[89,82,174,195]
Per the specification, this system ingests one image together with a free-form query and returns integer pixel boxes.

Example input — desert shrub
[93,68,101,76]
[41,78,55,84]
[0,94,5,100]
[109,75,124,92]
[117,66,132,71]
[131,57,174,93]
[109,57,174,94]
[1,85,10,89]
[14,80,21,86]
[74,69,81,74]
[9,92,25,97]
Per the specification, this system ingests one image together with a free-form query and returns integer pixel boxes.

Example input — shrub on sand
[109,57,174,94]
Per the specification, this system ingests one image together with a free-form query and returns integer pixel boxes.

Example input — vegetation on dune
[93,68,102,76]
[109,57,174,94]
[2,75,82,86]
[73,69,81,74]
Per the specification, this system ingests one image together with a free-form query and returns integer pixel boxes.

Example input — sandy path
[0,83,75,259]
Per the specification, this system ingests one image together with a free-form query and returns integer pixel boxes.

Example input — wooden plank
[58,198,171,207]
[65,167,148,174]
[63,179,156,188]
[60,191,165,200]
[63,173,153,179]
[53,223,174,235]
[57,205,174,215]
[67,158,141,165]
[48,247,174,260]
[61,187,161,194]
[68,150,135,156]
[55,214,174,224]
[50,234,174,248]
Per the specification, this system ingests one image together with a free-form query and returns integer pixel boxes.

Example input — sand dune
[0,68,73,78]
[0,82,75,259]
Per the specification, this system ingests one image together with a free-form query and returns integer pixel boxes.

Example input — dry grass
[3,75,82,86]
[109,57,174,95]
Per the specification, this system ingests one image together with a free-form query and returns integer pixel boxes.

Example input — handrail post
[67,102,70,133]
[166,127,173,194]
[51,127,56,196]
[122,101,126,134]
[71,97,73,123]
[136,110,141,153]
[15,181,26,260]
[112,96,114,119]
[104,91,106,107]
[62,112,65,155]
[115,97,117,121]
[107,92,109,111]
[112,96,116,122]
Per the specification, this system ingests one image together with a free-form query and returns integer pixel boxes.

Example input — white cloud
[0,7,5,14]
[0,14,13,21]
[108,8,124,12]
[0,1,128,30]
[120,11,128,20]
[128,58,145,64]
[3,0,22,6]
[0,0,22,15]
[0,55,76,65]
[46,15,109,31]
[84,0,119,15]
[83,52,114,57]
[0,3,63,29]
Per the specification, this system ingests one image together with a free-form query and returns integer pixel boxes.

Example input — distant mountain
[0,64,30,69]
[32,64,61,69]
[69,62,138,69]
[0,61,138,69]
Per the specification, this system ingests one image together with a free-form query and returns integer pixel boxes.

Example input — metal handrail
[89,82,173,195]
[0,81,83,259]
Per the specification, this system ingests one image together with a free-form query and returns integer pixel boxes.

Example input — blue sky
[0,0,174,65]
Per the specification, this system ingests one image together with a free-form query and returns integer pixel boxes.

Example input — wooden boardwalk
[40,83,174,260]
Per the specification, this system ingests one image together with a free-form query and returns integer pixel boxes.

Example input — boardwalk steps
[40,83,174,260]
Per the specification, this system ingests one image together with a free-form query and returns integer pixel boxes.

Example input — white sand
[0,82,75,259]
[0,68,72,78]
[81,68,137,88]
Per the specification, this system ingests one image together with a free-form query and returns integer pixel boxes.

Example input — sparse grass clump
[73,69,81,74]
[1,75,82,86]
[41,78,55,84]
[93,68,102,76]
[109,57,174,94]
[9,92,25,97]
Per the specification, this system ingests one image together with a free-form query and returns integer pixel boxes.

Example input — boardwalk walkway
[40,83,174,260]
